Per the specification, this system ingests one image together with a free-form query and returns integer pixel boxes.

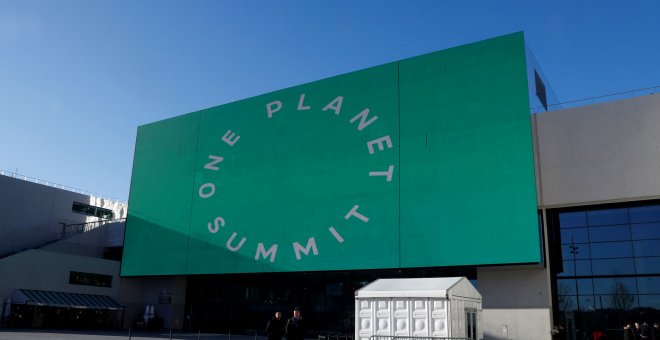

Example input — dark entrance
[184,267,476,336]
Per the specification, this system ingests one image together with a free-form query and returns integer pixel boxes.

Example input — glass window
[574,260,592,276]
[557,280,576,295]
[559,260,592,277]
[558,261,574,277]
[71,202,114,219]
[635,257,660,275]
[633,240,660,257]
[631,222,660,240]
[594,294,617,309]
[577,278,594,295]
[561,243,590,260]
[557,294,577,313]
[561,228,589,244]
[560,211,587,228]
[590,241,633,259]
[637,277,660,294]
[593,277,637,295]
[637,294,660,309]
[534,70,548,110]
[610,294,639,311]
[587,208,629,226]
[579,295,598,311]
[556,279,593,295]
[69,271,112,288]
[630,205,660,223]
[588,225,630,242]
[553,202,660,322]
[591,258,635,275]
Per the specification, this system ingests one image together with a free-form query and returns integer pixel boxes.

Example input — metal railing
[531,85,659,114]
[0,169,127,204]
[369,336,473,340]
[319,334,354,340]
[61,218,127,239]
[0,218,126,259]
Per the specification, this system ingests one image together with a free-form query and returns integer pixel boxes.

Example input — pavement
[0,330,270,340]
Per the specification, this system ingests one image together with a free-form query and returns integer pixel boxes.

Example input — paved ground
[0,330,270,340]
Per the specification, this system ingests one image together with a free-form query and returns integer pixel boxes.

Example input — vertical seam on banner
[397,61,402,268]
[185,112,203,274]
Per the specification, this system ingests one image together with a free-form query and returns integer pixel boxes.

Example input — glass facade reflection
[550,201,660,338]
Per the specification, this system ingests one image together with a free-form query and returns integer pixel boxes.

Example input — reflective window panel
[587,208,629,226]
[629,205,660,223]
[633,240,660,257]
[591,258,635,276]
[590,241,633,259]
[560,211,588,228]
[635,257,660,275]
[630,222,660,240]
[561,227,589,244]
[588,225,631,242]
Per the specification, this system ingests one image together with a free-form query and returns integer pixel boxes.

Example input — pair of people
[624,321,657,340]
[266,309,305,340]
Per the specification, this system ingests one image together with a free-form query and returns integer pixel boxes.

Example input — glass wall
[184,267,476,335]
[550,201,660,338]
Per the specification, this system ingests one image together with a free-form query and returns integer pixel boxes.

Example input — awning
[11,289,124,311]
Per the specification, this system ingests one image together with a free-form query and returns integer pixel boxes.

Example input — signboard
[122,32,540,276]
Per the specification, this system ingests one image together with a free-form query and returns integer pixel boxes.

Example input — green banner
[122,32,540,276]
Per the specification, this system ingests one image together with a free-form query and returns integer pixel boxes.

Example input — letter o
[198,183,215,198]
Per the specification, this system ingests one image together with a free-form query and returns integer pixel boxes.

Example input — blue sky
[1,1,659,202]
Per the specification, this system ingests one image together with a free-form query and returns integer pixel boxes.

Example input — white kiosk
[355,277,482,340]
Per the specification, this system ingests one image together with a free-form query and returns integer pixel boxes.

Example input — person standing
[624,323,634,340]
[266,311,285,340]
[651,322,659,340]
[551,323,566,340]
[286,308,305,340]
[641,321,652,339]
[634,322,642,340]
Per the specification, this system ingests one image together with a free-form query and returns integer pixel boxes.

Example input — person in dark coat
[266,311,285,340]
[641,321,652,339]
[632,322,642,340]
[551,323,566,340]
[651,322,659,340]
[623,323,634,340]
[285,308,305,340]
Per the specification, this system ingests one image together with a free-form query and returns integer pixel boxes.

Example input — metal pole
[571,236,581,339]
[170,328,173,339]
[197,329,201,340]
[128,327,132,339]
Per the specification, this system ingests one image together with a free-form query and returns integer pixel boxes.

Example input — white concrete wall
[0,249,121,301]
[477,265,552,340]
[482,308,551,340]
[41,221,125,258]
[0,175,127,256]
[535,94,660,207]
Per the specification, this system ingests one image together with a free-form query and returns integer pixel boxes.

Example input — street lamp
[570,236,581,339]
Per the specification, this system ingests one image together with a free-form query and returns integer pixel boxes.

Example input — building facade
[537,94,660,338]
[0,173,127,329]
[2,32,659,340]
[119,33,660,340]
